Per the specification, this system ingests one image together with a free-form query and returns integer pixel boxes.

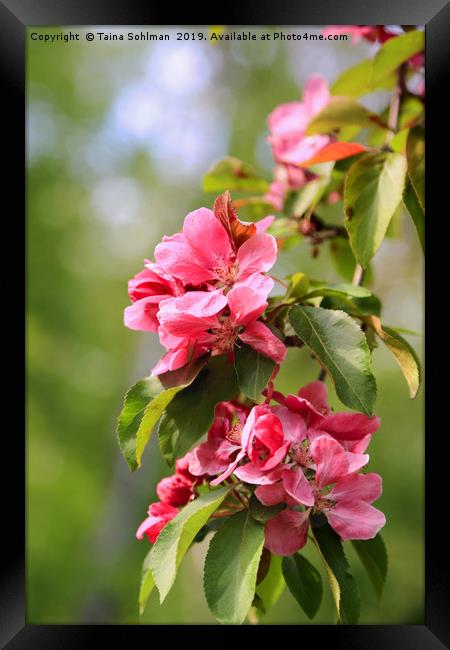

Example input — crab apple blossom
[189,401,249,478]
[136,501,178,544]
[267,74,333,168]
[124,192,285,377]
[154,204,277,288]
[124,262,184,332]
[152,275,286,376]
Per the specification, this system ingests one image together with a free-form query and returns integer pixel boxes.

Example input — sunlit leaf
[150,487,231,602]
[312,519,361,624]
[289,305,377,414]
[365,315,421,398]
[344,152,407,268]
[204,509,265,624]
[203,157,269,193]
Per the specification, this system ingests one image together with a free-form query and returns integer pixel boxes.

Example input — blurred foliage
[27,26,423,624]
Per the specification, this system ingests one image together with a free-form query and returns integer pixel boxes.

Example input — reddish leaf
[213,191,257,251]
[298,142,366,168]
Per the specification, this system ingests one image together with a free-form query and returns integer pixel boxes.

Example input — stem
[269,274,289,289]
[385,63,406,145]
[232,488,248,508]
[352,264,364,287]
[247,609,259,625]
[317,367,326,382]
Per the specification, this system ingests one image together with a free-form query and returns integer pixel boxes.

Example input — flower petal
[272,405,307,444]
[267,102,310,140]
[330,472,382,504]
[282,467,315,506]
[264,509,310,556]
[298,380,329,415]
[255,215,275,233]
[255,482,286,506]
[183,207,233,273]
[310,435,368,487]
[239,320,287,363]
[124,297,160,332]
[302,74,331,116]
[155,235,212,285]
[237,233,278,279]
[320,412,381,441]
[227,275,273,325]
[327,500,386,540]
[234,464,283,485]
[171,289,227,318]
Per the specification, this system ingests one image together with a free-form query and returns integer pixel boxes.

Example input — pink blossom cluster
[136,381,386,555]
[264,75,364,212]
[124,192,286,375]
[264,75,331,210]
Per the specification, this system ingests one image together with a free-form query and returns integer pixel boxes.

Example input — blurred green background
[26,26,424,624]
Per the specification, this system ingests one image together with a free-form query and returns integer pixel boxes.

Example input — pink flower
[156,473,194,507]
[283,380,380,451]
[260,435,385,555]
[136,501,178,544]
[189,402,249,477]
[264,164,309,211]
[267,75,331,167]
[325,472,386,540]
[153,275,286,375]
[264,509,310,556]
[175,451,202,483]
[124,262,183,332]
[155,207,277,288]
[213,404,290,486]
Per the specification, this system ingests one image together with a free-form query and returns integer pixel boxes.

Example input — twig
[352,264,365,287]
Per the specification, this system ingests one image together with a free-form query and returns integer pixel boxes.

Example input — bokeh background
[26,26,424,624]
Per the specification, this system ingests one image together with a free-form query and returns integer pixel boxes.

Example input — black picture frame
[4,0,449,645]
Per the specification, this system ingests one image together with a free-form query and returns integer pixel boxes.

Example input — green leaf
[150,486,231,603]
[403,178,424,251]
[158,355,239,466]
[329,238,374,286]
[352,533,388,600]
[303,283,371,300]
[398,96,424,130]
[234,198,274,221]
[249,493,285,523]
[289,305,377,414]
[372,30,424,86]
[286,272,310,301]
[204,509,265,624]
[406,125,425,211]
[344,152,407,268]
[307,97,382,136]
[203,156,269,193]
[365,315,421,398]
[320,294,381,318]
[134,355,208,466]
[116,356,208,470]
[282,553,323,619]
[234,344,275,401]
[256,554,285,613]
[331,57,397,98]
[139,548,155,615]
[312,520,361,624]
